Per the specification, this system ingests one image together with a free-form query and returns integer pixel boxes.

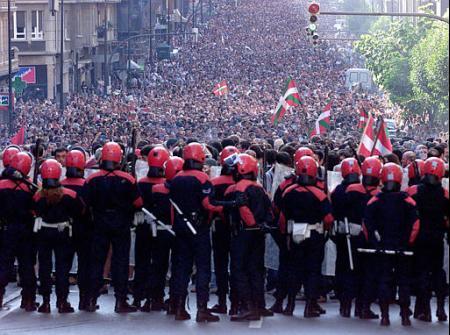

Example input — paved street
[0,286,448,335]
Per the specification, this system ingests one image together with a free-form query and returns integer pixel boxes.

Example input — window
[31,10,44,40]
[13,11,26,40]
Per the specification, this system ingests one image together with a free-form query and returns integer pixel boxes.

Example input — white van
[345,68,375,92]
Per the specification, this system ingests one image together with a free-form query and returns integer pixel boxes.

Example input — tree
[354,17,448,127]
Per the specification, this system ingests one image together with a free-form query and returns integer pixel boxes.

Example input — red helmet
[294,147,314,163]
[341,158,361,178]
[407,159,425,180]
[381,163,403,185]
[236,154,258,177]
[3,146,20,167]
[220,146,239,165]
[147,147,170,168]
[66,150,86,170]
[10,152,32,176]
[295,156,318,178]
[423,157,445,180]
[101,142,122,163]
[183,143,205,163]
[361,156,383,178]
[41,159,62,188]
[165,157,184,181]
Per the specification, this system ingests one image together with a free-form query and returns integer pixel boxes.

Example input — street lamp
[60,0,64,112]
[104,0,109,96]
[7,0,13,133]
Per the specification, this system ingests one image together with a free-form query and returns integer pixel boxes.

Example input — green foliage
[354,17,449,127]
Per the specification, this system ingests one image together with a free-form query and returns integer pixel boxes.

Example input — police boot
[269,298,284,314]
[304,300,321,318]
[340,299,351,318]
[78,293,87,311]
[400,305,411,326]
[166,298,176,315]
[413,296,423,319]
[38,296,51,314]
[85,297,98,313]
[23,295,39,312]
[174,297,191,321]
[417,299,432,322]
[283,295,296,316]
[228,302,239,316]
[313,301,326,315]
[131,298,142,310]
[354,300,362,318]
[436,297,448,322]
[209,295,227,314]
[151,297,166,312]
[114,298,138,313]
[259,307,274,317]
[57,299,75,314]
[380,302,390,326]
[360,303,379,319]
[196,303,220,323]
[0,292,3,309]
[230,301,260,322]
[140,299,152,313]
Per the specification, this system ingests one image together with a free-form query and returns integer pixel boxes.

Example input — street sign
[0,94,9,107]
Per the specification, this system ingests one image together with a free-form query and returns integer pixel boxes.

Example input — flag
[357,113,375,157]
[358,107,369,130]
[213,80,229,96]
[10,127,25,145]
[372,119,393,156]
[271,78,302,126]
[310,101,332,137]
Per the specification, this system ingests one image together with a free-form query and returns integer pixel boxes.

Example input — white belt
[336,221,362,236]
[33,217,72,237]
[287,221,324,244]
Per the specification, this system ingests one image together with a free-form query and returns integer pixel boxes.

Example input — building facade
[0,0,19,87]
[11,0,120,100]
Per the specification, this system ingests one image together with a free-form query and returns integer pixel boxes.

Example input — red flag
[213,80,229,96]
[10,127,25,145]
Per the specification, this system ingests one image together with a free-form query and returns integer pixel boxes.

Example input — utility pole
[7,0,13,133]
[127,0,131,73]
[60,0,64,112]
[200,0,203,23]
[167,0,170,44]
[149,0,152,63]
[192,0,195,28]
[104,0,109,96]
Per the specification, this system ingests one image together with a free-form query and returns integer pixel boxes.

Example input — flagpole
[370,116,383,156]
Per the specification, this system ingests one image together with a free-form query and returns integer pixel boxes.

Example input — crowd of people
[0,0,448,329]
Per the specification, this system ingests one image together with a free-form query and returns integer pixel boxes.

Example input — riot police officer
[0,152,37,311]
[60,149,91,311]
[134,146,170,311]
[406,159,425,187]
[227,154,274,322]
[364,163,420,326]
[408,157,449,322]
[279,156,333,318]
[33,159,84,313]
[209,146,239,315]
[85,142,143,313]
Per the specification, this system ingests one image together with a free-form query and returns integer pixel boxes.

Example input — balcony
[0,0,16,12]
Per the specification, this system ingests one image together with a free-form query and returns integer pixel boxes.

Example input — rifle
[127,128,138,177]
[323,143,329,196]
[344,218,354,270]
[357,248,414,256]
[32,138,42,185]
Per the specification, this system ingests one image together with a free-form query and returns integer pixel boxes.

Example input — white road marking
[249,317,264,328]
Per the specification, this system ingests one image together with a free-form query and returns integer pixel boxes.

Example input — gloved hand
[258,222,273,234]
[235,193,248,207]
[133,211,145,226]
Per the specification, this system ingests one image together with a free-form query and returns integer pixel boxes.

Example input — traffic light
[307,2,320,45]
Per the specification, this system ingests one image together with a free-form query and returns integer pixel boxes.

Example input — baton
[169,199,198,235]
[357,248,414,256]
[344,218,354,271]
[142,208,176,236]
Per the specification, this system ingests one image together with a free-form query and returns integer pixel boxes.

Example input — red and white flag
[358,115,393,157]
[372,119,393,156]
[357,114,375,157]
[358,107,369,130]
[213,80,229,96]
[310,101,332,137]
